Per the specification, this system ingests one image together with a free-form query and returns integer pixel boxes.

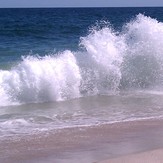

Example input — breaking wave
[1,14,163,106]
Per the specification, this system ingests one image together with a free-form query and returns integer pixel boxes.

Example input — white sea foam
[1,14,163,106]
[0,51,81,106]
[121,14,163,88]
[1,119,30,128]
[80,26,126,94]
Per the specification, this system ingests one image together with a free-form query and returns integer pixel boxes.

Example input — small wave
[1,119,30,128]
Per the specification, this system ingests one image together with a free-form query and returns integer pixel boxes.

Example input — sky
[0,0,163,8]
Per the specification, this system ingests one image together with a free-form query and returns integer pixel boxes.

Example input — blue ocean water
[0,7,163,62]
[1,7,163,137]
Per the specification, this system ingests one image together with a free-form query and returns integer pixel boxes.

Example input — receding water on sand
[1,91,163,138]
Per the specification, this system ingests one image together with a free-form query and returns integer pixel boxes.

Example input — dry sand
[98,148,163,163]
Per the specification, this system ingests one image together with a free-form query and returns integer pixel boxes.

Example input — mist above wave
[1,14,163,106]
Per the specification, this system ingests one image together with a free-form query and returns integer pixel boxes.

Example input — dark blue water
[0,7,163,63]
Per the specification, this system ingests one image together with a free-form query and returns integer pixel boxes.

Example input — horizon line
[0,6,163,9]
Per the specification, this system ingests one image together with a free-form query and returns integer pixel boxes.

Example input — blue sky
[0,0,163,8]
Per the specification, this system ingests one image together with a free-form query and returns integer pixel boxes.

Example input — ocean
[1,8,163,160]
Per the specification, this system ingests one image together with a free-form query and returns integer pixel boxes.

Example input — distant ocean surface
[1,7,163,137]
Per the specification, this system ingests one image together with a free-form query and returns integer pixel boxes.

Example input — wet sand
[1,119,163,163]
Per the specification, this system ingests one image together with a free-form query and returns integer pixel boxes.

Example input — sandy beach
[98,148,163,163]
[1,118,163,163]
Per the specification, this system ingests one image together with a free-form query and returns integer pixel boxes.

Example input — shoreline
[1,118,163,162]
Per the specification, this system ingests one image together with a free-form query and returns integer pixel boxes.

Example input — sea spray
[80,25,126,94]
[121,14,163,88]
[0,51,81,105]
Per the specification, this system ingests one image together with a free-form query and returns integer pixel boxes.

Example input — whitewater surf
[1,14,163,106]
